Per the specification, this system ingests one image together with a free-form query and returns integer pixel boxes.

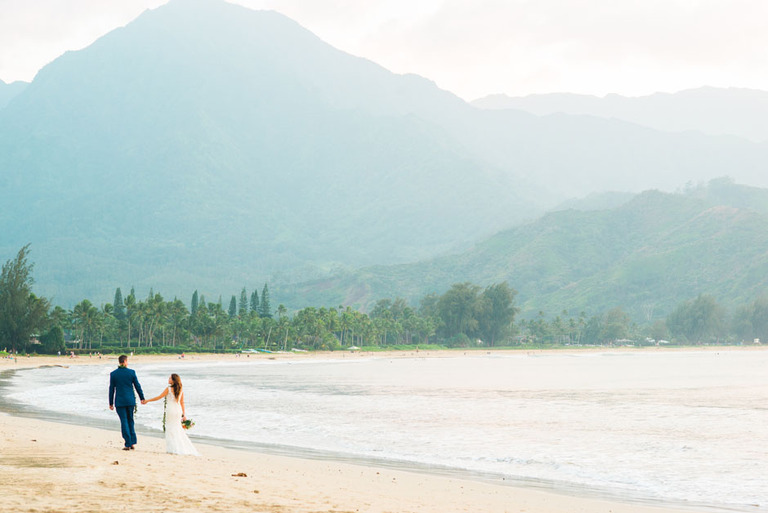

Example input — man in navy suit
[109,354,146,450]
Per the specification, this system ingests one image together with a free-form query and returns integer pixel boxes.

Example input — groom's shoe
[122,447,131,451]
[130,446,135,450]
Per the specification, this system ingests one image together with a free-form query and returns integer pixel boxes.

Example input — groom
[108,354,146,450]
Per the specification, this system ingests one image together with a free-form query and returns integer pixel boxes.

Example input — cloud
[0,0,165,82]
[2,0,767,98]
[238,0,768,98]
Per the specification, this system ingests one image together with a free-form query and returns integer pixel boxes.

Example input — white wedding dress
[165,388,199,456]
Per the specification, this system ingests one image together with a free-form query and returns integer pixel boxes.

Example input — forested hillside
[282,179,768,322]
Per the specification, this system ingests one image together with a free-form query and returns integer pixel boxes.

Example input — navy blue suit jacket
[109,366,145,407]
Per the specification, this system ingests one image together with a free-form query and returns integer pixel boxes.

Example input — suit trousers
[115,406,137,448]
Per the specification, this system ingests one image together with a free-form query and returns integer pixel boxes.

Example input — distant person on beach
[108,354,146,451]
[145,373,199,456]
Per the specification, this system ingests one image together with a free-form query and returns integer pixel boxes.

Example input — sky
[1,0,767,101]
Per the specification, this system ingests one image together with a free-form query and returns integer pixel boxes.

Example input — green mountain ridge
[281,180,768,322]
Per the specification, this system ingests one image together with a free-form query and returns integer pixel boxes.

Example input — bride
[145,373,199,456]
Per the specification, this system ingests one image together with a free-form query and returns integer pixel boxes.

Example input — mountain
[0,0,531,306]
[549,191,636,212]
[472,87,768,143]
[3,0,768,308]
[282,179,768,322]
[0,79,27,109]
[441,105,768,199]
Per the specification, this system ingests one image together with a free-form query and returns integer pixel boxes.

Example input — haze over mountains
[0,0,527,305]
[2,0,768,315]
[288,179,768,322]
[473,87,768,143]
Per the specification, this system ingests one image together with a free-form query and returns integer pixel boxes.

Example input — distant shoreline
[3,344,766,379]
[5,342,766,364]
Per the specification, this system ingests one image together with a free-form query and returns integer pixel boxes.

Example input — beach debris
[112,461,119,465]
[231,472,247,477]
[253,490,259,494]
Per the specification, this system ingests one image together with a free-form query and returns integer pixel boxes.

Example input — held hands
[141,400,147,405]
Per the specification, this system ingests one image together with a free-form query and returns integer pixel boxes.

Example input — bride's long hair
[170,373,182,400]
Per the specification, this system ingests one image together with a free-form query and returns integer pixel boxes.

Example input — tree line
[517,294,768,347]
[2,246,768,354]
[0,247,520,354]
[41,281,517,354]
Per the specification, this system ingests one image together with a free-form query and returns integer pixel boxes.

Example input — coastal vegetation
[1,246,767,355]
[0,245,50,353]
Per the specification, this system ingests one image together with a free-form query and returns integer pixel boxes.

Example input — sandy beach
[0,351,751,513]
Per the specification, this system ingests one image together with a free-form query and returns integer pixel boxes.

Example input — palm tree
[72,299,99,350]
[339,306,354,347]
[124,292,137,347]
[167,299,188,347]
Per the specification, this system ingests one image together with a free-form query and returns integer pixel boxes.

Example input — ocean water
[2,350,767,511]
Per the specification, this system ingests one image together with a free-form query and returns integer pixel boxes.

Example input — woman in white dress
[146,373,199,456]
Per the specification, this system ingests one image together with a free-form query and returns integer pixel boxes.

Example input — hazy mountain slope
[550,191,637,212]
[0,80,27,109]
[283,180,768,321]
[452,106,768,199]
[472,87,768,143]
[0,0,530,306]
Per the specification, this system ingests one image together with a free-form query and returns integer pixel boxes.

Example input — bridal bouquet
[182,418,195,430]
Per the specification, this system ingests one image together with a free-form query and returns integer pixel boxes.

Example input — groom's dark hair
[118,355,128,365]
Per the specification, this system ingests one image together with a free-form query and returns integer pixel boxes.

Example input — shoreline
[2,349,763,513]
[3,342,764,369]
[2,412,729,513]
[0,381,716,513]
